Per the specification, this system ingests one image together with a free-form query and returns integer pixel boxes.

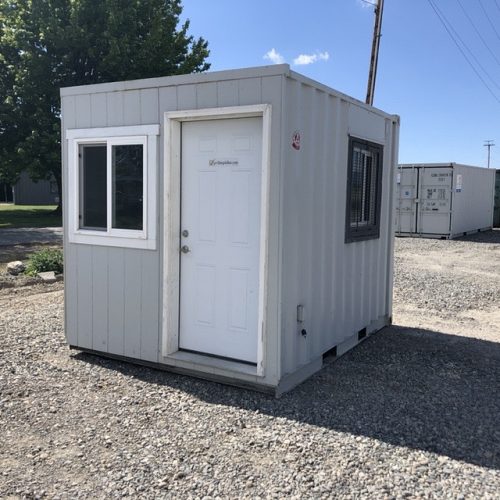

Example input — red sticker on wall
[292,131,301,150]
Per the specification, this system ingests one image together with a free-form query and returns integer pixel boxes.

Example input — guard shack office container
[396,163,495,239]
[61,65,400,395]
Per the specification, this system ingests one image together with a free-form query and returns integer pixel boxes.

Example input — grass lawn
[0,204,61,229]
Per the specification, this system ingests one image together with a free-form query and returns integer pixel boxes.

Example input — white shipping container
[61,65,400,395]
[396,163,495,239]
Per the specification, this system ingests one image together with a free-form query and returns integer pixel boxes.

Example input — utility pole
[366,0,385,106]
[484,140,495,168]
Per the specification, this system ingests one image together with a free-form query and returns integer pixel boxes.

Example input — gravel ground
[0,231,499,499]
[394,230,500,342]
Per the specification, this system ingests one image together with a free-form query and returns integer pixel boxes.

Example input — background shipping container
[395,163,495,239]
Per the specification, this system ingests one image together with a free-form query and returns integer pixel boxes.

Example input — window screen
[345,137,383,243]
[80,144,107,230]
[112,144,143,230]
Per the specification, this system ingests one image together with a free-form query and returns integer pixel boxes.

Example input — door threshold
[164,350,259,377]
[179,348,257,367]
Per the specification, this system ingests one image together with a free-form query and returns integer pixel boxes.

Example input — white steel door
[417,167,452,235]
[395,167,418,234]
[179,117,262,363]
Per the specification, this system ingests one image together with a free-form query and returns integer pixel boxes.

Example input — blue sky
[181,0,500,168]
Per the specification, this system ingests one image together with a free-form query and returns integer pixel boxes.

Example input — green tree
[0,0,209,210]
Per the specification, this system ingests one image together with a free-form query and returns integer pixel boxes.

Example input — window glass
[80,144,107,230]
[112,144,143,230]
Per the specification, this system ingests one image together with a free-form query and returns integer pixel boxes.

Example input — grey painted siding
[62,86,161,364]
[107,248,125,354]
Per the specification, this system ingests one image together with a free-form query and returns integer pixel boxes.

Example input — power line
[478,0,500,43]
[495,0,500,13]
[428,0,500,92]
[426,0,500,105]
[457,0,500,67]
[430,1,500,92]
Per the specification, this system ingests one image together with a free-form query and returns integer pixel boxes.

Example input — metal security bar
[345,137,383,243]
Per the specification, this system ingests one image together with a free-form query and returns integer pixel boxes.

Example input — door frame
[162,105,272,377]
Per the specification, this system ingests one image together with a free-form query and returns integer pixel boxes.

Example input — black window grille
[345,137,383,243]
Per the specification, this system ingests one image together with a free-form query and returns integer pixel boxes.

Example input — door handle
[181,245,190,254]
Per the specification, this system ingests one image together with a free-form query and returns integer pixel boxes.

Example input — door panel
[417,168,452,235]
[395,168,418,233]
[179,117,262,363]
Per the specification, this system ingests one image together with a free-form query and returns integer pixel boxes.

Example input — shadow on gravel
[452,228,500,244]
[74,325,500,470]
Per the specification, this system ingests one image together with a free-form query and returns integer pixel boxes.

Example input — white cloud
[293,51,330,66]
[263,48,285,65]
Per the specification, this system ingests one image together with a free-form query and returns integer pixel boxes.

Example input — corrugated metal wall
[451,165,495,235]
[279,76,397,377]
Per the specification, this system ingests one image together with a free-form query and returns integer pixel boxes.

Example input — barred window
[345,137,383,243]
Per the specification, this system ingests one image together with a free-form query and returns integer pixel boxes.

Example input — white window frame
[66,125,159,250]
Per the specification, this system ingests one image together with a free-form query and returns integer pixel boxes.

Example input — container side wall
[62,95,77,347]
[62,89,161,363]
[451,165,495,235]
[280,77,397,377]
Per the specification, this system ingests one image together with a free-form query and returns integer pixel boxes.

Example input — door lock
[181,245,190,254]
[182,229,189,237]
